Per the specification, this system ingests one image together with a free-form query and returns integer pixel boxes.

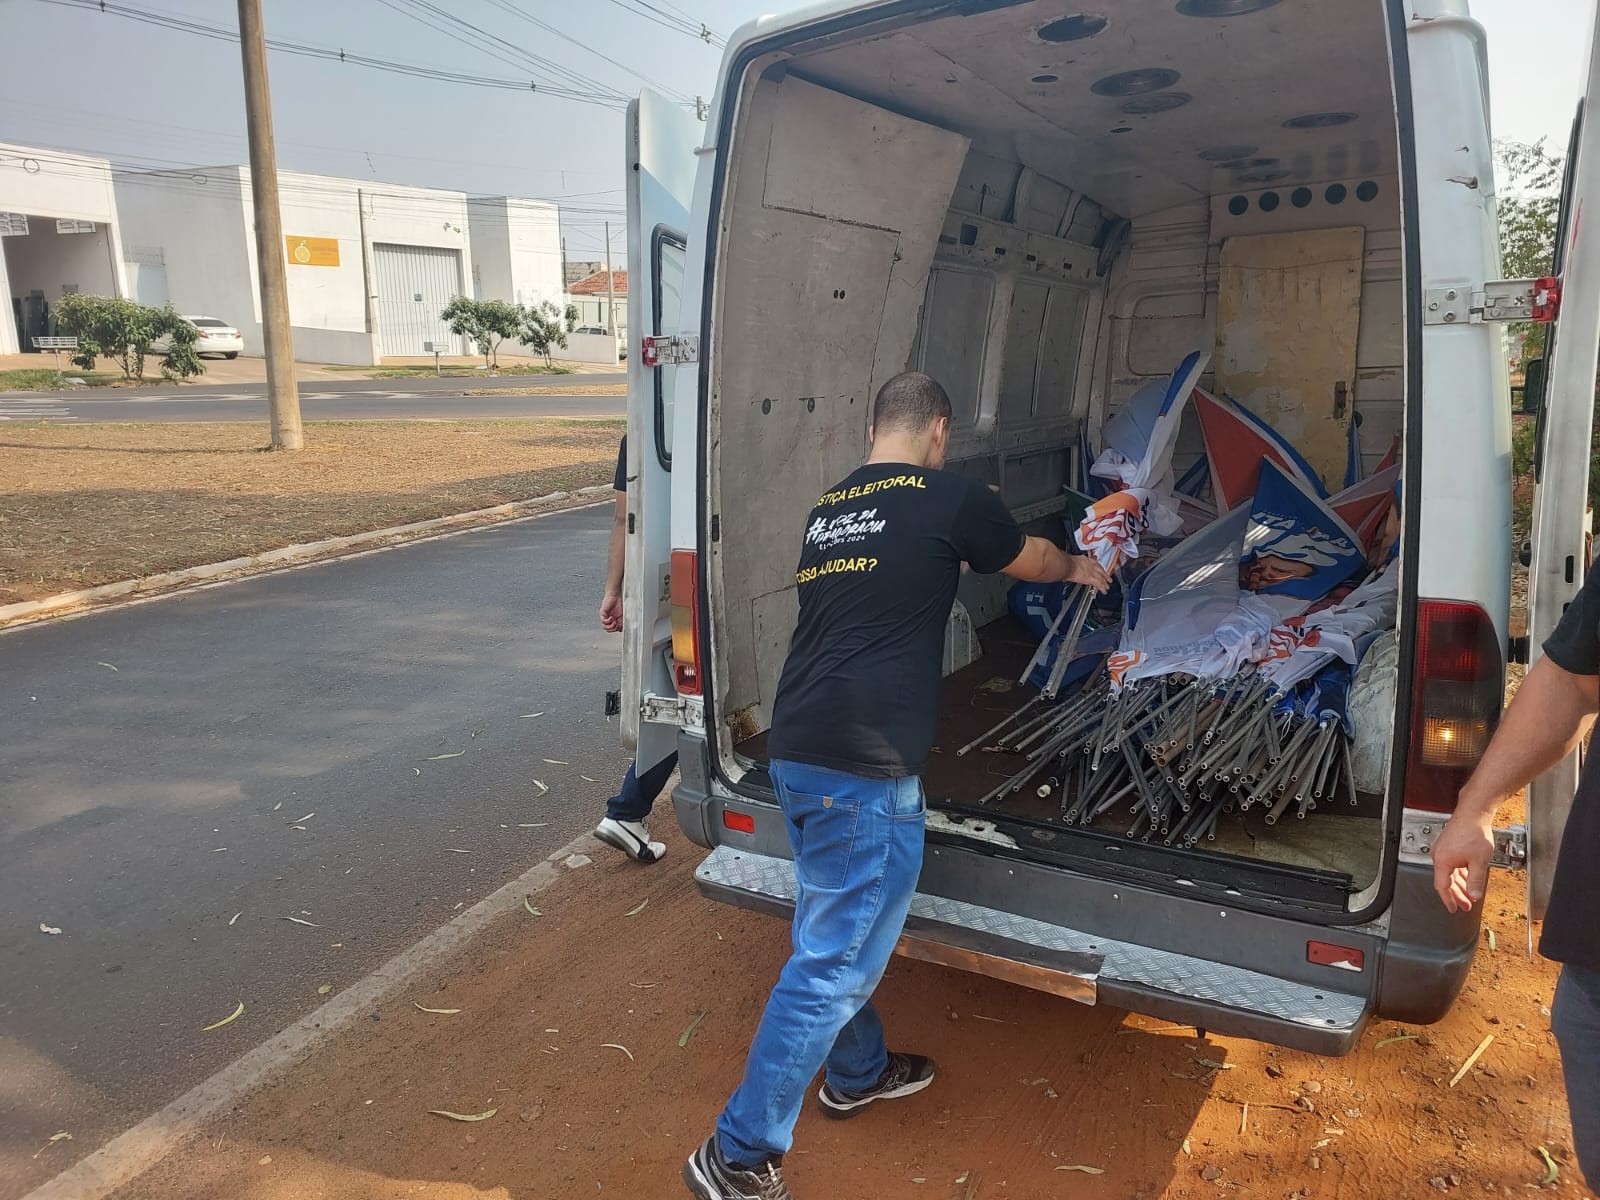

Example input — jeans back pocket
[781,787,862,891]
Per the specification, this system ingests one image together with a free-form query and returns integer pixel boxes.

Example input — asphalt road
[0,505,637,1192]
[0,374,624,424]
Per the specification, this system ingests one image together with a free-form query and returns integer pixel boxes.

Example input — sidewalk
[89,821,1576,1200]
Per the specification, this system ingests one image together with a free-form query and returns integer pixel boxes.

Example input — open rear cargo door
[622,89,698,771]
[1525,16,1600,922]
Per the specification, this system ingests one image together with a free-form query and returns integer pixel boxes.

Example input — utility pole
[604,220,617,340]
[237,0,302,450]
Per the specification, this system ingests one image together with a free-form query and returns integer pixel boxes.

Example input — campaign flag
[1328,461,1402,550]
[1074,487,1175,572]
[1344,414,1364,489]
[1193,387,1327,510]
[1241,460,1367,620]
[1093,350,1210,492]
[1256,564,1398,692]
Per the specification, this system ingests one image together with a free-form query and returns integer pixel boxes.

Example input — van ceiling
[789,0,1396,219]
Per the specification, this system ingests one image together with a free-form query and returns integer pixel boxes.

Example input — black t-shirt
[1538,559,1600,970]
[614,436,627,492]
[766,462,1027,779]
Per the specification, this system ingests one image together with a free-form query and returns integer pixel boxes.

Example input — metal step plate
[695,845,1367,1033]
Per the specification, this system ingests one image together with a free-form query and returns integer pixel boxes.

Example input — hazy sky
[1,0,1593,257]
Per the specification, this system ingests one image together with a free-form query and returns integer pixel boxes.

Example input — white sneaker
[593,817,667,863]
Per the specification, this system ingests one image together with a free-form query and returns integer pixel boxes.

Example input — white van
[621,0,1600,1054]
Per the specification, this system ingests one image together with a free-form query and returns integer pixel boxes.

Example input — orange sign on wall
[286,236,340,267]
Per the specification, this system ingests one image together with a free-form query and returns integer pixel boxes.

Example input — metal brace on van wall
[640,692,704,727]
[1399,811,1527,870]
[1422,277,1561,326]
[641,335,700,367]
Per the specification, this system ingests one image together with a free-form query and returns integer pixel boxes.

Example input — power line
[600,0,725,47]
[34,0,630,107]
[472,0,691,102]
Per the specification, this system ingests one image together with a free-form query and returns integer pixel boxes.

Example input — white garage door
[373,243,463,357]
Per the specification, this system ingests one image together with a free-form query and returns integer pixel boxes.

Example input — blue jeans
[1552,963,1600,1186]
[716,759,926,1167]
[605,752,678,822]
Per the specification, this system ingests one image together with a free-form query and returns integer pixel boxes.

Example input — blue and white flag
[1240,460,1367,619]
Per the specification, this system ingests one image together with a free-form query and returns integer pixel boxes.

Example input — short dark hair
[872,371,952,435]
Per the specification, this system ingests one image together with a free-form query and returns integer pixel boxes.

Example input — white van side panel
[708,75,969,733]
[1405,11,1512,644]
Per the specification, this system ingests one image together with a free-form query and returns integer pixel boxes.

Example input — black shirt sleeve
[952,478,1027,575]
[1544,559,1600,676]
[613,436,627,493]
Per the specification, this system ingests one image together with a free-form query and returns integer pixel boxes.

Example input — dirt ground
[0,419,623,604]
[102,808,1580,1200]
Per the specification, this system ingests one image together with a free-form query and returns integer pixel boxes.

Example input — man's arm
[599,489,626,633]
[1003,535,1111,592]
[1432,655,1599,912]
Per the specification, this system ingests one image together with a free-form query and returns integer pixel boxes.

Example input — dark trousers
[605,752,679,822]
[1553,963,1600,1186]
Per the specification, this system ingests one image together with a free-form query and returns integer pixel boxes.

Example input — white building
[467,196,563,312]
[116,167,487,364]
[0,143,129,355]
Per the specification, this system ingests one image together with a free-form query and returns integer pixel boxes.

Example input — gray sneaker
[683,1135,792,1200]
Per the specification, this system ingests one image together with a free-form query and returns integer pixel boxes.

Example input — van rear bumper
[672,732,1478,1054]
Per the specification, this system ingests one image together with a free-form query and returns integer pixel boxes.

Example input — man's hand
[1064,555,1111,594]
[599,592,623,633]
[1431,810,1495,913]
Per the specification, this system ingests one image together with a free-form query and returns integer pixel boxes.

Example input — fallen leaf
[203,1001,245,1031]
[413,1002,462,1014]
[281,916,321,927]
[425,751,466,761]
[1055,1165,1104,1175]
[532,780,549,793]
[97,662,119,672]
[518,822,548,828]
[543,759,569,765]
[1313,1139,1332,1150]
[317,984,333,995]
[1376,1033,1419,1049]
[412,768,421,776]
[39,923,61,936]
[445,848,470,854]
[229,912,242,926]
[1448,1033,1495,1088]
[580,775,598,783]
[428,1108,498,1122]
[602,1043,635,1061]
[32,1132,71,1159]
[1537,1145,1560,1185]
[1487,928,1498,952]
[679,1010,707,1048]
[630,981,659,989]
[519,712,544,718]
[290,812,315,824]
[1181,1138,1192,1156]
[524,898,542,915]
[624,899,649,917]
[1196,1058,1235,1071]
[213,846,228,851]
[970,1014,1009,1024]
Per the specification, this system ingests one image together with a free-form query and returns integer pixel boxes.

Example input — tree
[55,294,203,381]
[441,296,522,367]
[518,300,570,367]
[1495,138,1563,364]
[563,303,579,334]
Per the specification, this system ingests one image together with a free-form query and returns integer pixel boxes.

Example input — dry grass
[0,419,622,604]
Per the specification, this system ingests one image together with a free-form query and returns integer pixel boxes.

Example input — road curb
[0,485,613,630]
[22,831,607,1200]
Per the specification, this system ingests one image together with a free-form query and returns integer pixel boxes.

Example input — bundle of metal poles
[966,668,1357,847]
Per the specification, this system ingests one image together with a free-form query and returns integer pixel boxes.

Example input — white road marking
[21,828,605,1200]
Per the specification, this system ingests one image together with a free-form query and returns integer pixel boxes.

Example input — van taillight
[669,549,703,696]
[1405,600,1503,813]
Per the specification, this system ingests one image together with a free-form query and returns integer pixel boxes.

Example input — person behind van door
[683,371,1111,1200]
[1432,558,1600,1187]
[593,435,678,864]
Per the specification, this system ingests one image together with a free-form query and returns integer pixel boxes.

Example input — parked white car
[156,315,243,359]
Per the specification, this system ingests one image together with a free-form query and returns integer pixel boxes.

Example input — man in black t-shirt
[685,373,1109,1200]
[1434,560,1600,1186]
[593,435,678,864]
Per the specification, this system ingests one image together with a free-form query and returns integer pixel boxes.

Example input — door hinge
[641,334,700,367]
[640,691,704,727]
[1491,824,1527,871]
[1508,634,1530,665]
[1423,277,1561,325]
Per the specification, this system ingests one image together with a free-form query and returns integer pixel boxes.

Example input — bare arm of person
[599,489,626,633]
[1432,655,1599,912]
[1002,536,1111,592]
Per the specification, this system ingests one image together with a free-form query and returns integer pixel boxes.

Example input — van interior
[704,0,1405,915]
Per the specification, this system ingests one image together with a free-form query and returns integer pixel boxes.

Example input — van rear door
[1525,15,1600,921]
[622,89,699,772]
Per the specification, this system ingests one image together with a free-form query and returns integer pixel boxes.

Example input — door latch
[1424,277,1561,325]
[1491,824,1527,871]
[641,335,700,367]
